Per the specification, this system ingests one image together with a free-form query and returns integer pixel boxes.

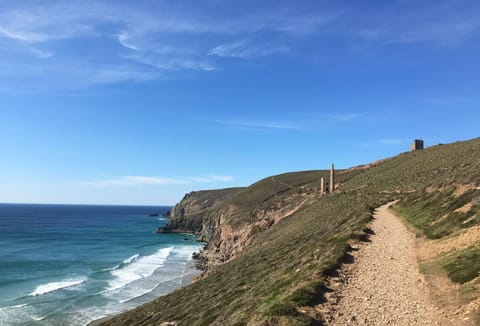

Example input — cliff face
[158,188,243,269]
[163,189,239,234]
[159,171,332,270]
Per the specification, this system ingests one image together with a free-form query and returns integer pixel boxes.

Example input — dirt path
[271,176,290,188]
[320,202,473,325]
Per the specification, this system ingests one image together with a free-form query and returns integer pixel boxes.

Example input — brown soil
[417,225,480,261]
[454,184,475,198]
[455,203,474,213]
[318,202,475,325]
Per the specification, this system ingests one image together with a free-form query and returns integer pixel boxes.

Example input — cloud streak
[208,40,290,59]
[325,113,364,122]
[190,175,234,183]
[80,174,234,188]
[211,119,301,130]
[0,0,479,91]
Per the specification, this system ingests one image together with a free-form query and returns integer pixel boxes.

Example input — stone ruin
[320,164,335,195]
[410,139,424,151]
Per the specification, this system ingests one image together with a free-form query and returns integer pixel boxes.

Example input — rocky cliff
[160,188,241,234]
[158,171,333,270]
[157,187,242,269]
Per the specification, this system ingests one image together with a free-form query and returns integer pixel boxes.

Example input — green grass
[392,187,479,239]
[104,193,383,325]
[461,279,480,324]
[172,169,365,232]
[417,246,480,324]
[342,138,480,194]
[441,243,480,284]
[460,275,480,300]
[101,137,480,325]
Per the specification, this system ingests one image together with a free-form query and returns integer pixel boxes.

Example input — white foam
[101,253,140,272]
[29,278,86,296]
[0,303,39,324]
[174,245,204,260]
[0,303,28,310]
[123,253,140,265]
[106,247,173,292]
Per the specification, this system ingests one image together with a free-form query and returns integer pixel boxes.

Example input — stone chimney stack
[330,164,335,193]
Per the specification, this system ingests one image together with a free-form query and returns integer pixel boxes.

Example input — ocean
[0,204,203,325]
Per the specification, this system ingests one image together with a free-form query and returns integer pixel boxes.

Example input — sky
[0,0,479,205]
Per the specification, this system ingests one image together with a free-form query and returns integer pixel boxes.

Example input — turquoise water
[0,204,203,325]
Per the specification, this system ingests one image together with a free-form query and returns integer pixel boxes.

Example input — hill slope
[102,137,480,325]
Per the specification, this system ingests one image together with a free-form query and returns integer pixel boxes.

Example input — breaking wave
[29,278,86,296]
[106,247,173,292]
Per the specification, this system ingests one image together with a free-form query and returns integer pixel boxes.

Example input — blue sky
[0,0,479,205]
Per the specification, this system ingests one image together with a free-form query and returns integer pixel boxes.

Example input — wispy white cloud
[211,119,300,130]
[352,2,480,46]
[85,65,158,85]
[271,10,341,35]
[30,47,53,59]
[325,113,364,122]
[208,40,289,59]
[0,0,479,92]
[190,174,234,183]
[117,32,139,51]
[126,53,216,72]
[80,176,184,187]
[0,5,96,43]
[0,64,158,94]
[80,174,234,188]
[0,1,342,91]
[0,26,47,43]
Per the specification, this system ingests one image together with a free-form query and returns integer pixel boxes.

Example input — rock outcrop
[158,172,326,271]
[157,188,243,270]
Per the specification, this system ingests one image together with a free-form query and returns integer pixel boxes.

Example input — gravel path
[322,202,471,325]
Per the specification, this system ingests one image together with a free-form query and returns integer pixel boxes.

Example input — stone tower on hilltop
[410,139,424,151]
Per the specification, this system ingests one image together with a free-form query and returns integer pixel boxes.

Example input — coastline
[157,227,210,271]
[88,238,205,326]
[91,191,215,326]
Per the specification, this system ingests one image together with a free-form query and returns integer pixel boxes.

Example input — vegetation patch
[441,242,480,284]
[267,280,324,317]
[393,188,480,239]
[460,277,480,300]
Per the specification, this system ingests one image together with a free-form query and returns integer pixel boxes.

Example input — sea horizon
[0,202,176,207]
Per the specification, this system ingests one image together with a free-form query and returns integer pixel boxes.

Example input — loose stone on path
[319,202,473,326]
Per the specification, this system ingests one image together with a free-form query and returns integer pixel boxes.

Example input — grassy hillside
[224,169,365,228]
[103,193,386,326]
[168,169,363,232]
[102,137,480,325]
